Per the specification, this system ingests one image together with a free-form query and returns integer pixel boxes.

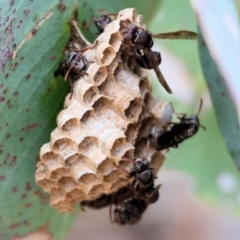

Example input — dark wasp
[94,14,198,94]
[148,99,205,151]
[120,20,198,94]
[82,185,160,225]
[110,184,160,225]
[55,42,98,99]
[94,14,113,34]
[115,141,158,199]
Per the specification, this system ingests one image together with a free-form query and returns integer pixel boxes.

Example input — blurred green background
[148,0,240,214]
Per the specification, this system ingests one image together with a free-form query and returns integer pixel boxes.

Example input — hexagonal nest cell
[35,8,173,212]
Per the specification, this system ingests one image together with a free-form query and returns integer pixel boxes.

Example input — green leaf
[0,0,160,239]
[191,0,240,169]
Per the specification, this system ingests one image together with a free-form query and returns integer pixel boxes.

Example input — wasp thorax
[135,29,153,48]
[35,8,173,212]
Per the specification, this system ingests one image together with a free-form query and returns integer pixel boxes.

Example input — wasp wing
[143,49,173,94]
[152,30,198,40]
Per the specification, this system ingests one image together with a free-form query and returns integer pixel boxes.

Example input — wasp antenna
[64,64,75,80]
[197,98,203,116]
[78,41,98,56]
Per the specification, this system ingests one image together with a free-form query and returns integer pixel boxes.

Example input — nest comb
[35,8,173,212]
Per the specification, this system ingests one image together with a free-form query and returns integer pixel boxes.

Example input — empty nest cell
[52,138,78,159]
[109,31,122,49]
[61,118,80,132]
[103,169,123,182]
[65,188,86,201]
[58,176,78,192]
[93,66,107,84]
[37,178,55,192]
[110,137,127,158]
[80,110,96,125]
[78,173,97,185]
[95,43,116,66]
[41,151,64,171]
[83,86,99,104]
[88,183,109,199]
[97,157,115,175]
[124,98,142,119]
[50,167,71,181]
[78,136,99,153]
[65,153,87,168]
[92,96,113,116]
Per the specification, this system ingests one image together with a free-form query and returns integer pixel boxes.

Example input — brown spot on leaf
[14,91,18,96]
[12,186,18,193]
[5,153,10,159]
[57,1,66,13]
[25,203,32,208]
[5,73,9,78]
[0,175,5,181]
[0,96,5,102]
[46,88,52,93]
[26,182,32,191]
[26,108,30,112]
[207,83,212,88]
[21,193,27,198]
[19,137,23,141]
[6,122,9,126]
[50,55,56,61]
[32,28,37,35]
[6,133,10,139]
[23,220,31,227]
[20,56,24,61]
[10,0,15,6]
[21,123,38,131]
[11,156,17,166]
[3,89,7,95]
[221,91,225,96]
[24,10,30,17]
[26,74,31,80]
[82,20,89,30]
[12,62,18,71]
[9,222,20,229]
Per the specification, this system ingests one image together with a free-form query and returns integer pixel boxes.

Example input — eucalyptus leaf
[190,0,240,169]
[198,28,240,169]
[191,0,240,109]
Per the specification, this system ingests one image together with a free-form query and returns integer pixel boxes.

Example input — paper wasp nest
[35,8,173,212]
